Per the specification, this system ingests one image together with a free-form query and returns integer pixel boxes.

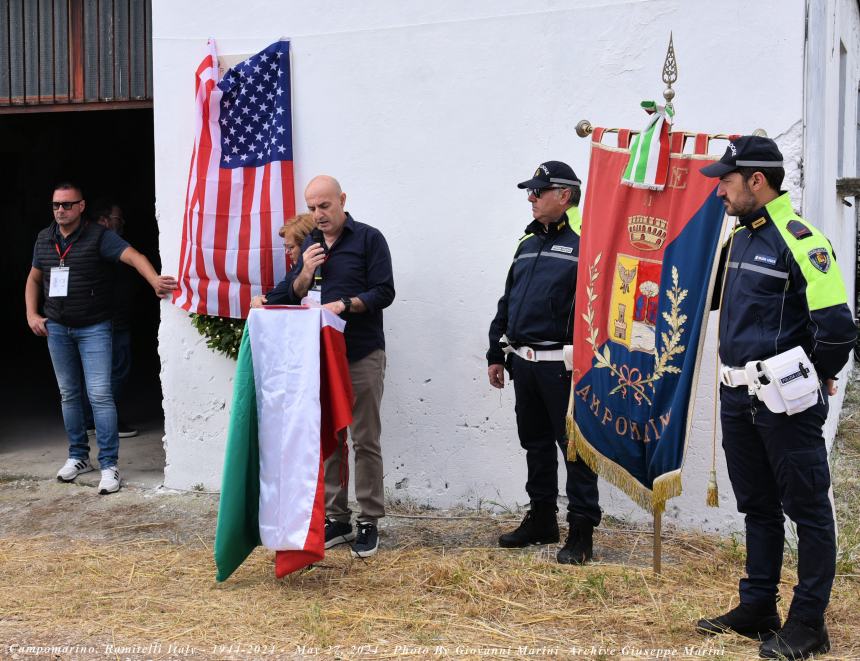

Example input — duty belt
[719,365,748,387]
[509,345,565,362]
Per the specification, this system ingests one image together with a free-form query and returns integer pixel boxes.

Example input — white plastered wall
[803,0,860,446]
[152,0,855,532]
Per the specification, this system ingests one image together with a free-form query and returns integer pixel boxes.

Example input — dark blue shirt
[32,222,129,269]
[487,208,582,365]
[266,213,395,362]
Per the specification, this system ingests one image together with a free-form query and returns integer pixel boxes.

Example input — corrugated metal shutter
[0,0,151,110]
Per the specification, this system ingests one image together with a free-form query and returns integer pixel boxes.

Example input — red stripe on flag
[193,77,217,314]
[214,166,233,315]
[319,325,353,459]
[654,125,671,186]
[279,160,296,277]
[174,143,197,310]
[259,163,273,293]
[195,54,212,79]
[173,41,296,320]
[274,454,326,578]
[237,167,256,315]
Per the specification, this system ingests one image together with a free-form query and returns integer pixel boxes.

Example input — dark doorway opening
[0,108,164,484]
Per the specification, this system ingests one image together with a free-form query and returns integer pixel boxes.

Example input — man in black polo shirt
[257,175,395,558]
[24,182,177,494]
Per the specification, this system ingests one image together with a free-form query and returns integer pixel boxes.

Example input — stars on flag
[217,41,291,168]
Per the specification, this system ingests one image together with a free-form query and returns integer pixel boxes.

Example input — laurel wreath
[190,314,245,360]
[582,252,687,406]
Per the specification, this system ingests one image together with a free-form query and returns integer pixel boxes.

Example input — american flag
[173,40,295,318]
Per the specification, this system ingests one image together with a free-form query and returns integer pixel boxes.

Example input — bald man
[256,176,395,558]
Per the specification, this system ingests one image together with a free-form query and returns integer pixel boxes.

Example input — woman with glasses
[250,213,316,308]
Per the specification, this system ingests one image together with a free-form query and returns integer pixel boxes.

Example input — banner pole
[653,510,662,575]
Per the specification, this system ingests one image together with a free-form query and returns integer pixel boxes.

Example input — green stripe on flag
[621,100,673,189]
[633,126,656,182]
[214,329,262,582]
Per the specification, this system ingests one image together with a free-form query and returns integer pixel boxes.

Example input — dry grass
[1,377,859,660]
[0,521,858,660]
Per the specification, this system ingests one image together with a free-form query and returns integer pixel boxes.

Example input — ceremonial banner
[214,307,353,581]
[173,39,295,319]
[568,130,725,513]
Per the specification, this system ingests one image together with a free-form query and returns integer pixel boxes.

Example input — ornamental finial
[662,32,678,105]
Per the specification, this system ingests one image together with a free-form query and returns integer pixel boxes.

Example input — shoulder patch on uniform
[787,219,813,239]
[550,245,574,254]
[808,247,831,273]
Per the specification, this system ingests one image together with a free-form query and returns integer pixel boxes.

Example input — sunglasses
[527,186,565,199]
[52,200,82,210]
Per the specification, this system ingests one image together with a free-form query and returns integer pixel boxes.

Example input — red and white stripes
[173,40,294,319]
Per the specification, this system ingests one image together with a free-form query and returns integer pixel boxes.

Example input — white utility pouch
[743,346,819,415]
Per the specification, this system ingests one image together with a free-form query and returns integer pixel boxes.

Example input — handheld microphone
[310,228,327,255]
[309,229,325,293]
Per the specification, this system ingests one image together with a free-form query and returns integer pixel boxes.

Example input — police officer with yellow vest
[488,161,600,565]
[695,137,856,659]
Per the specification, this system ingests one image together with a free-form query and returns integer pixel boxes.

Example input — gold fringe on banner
[567,417,682,516]
[566,385,578,461]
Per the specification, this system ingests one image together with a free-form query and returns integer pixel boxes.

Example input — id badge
[49,267,70,297]
[308,289,322,304]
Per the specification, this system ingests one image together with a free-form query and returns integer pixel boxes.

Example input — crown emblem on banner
[627,215,668,251]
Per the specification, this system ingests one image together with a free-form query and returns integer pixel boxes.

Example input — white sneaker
[56,458,94,482]
[98,467,121,494]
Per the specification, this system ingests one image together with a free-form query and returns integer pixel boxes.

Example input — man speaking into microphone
[253,175,395,558]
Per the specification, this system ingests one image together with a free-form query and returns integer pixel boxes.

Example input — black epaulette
[787,219,813,239]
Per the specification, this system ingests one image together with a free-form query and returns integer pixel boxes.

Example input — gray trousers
[324,349,386,524]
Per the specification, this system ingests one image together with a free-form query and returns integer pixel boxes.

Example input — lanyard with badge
[49,240,74,297]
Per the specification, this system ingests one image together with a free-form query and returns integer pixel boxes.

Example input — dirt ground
[1,376,858,660]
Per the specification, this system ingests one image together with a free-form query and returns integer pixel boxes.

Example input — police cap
[517,160,581,190]
[700,135,784,178]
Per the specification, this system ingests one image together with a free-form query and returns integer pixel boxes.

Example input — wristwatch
[340,296,352,313]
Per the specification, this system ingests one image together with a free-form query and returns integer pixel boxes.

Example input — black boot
[759,616,830,659]
[696,601,781,639]
[557,518,593,564]
[498,503,559,548]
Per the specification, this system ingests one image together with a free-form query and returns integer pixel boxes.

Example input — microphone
[310,228,327,255]
[309,229,326,294]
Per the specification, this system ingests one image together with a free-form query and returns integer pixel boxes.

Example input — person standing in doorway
[81,199,138,438]
[24,182,177,494]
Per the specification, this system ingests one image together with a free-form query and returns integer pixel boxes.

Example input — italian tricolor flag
[214,307,353,581]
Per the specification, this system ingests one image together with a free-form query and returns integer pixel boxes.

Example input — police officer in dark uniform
[488,161,601,565]
[695,137,856,659]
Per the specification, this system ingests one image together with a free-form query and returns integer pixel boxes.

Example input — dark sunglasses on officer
[527,185,568,198]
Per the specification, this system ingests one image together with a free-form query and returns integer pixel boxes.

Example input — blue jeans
[46,320,119,468]
[82,328,132,428]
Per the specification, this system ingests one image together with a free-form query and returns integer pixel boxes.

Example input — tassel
[706,469,719,507]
